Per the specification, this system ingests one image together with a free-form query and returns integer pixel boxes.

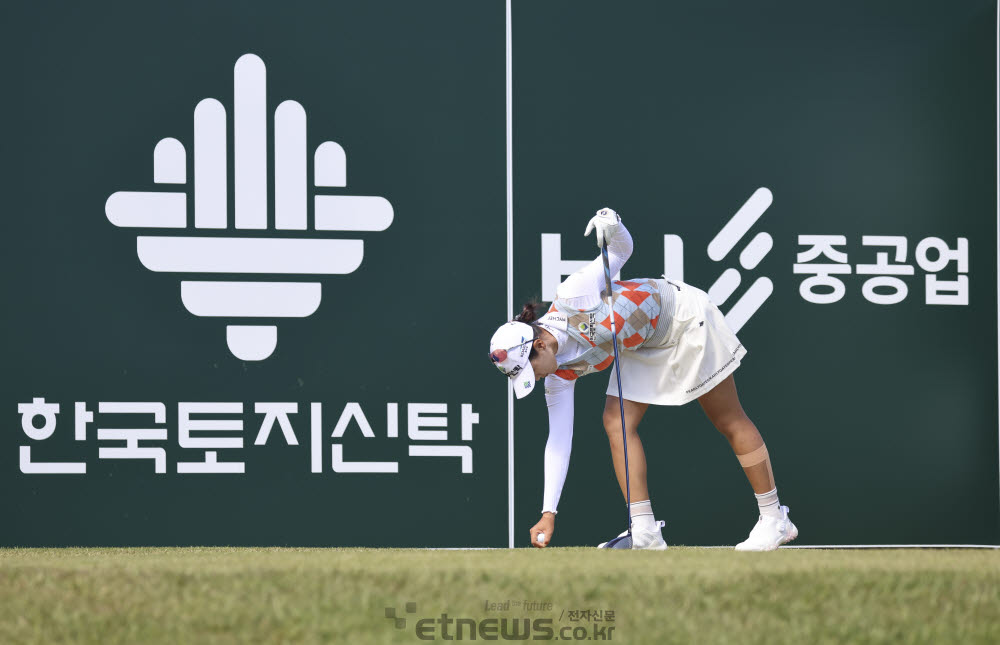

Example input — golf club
[599,241,633,550]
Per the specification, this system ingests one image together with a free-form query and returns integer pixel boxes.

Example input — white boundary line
[427,544,999,551]
[506,0,515,550]
[995,0,999,549]
[781,544,1000,550]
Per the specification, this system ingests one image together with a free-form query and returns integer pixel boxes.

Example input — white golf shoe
[735,505,798,551]
[597,521,668,550]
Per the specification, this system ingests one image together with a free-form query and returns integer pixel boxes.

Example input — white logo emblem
[542,188,773,333]
[704,187,773,333]
[106,54,393,361]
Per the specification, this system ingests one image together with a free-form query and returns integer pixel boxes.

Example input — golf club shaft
[601,244,631,537]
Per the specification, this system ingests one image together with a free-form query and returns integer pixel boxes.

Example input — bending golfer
[488,209,798,551]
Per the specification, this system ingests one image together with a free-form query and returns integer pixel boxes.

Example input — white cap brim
[512,363,537,399]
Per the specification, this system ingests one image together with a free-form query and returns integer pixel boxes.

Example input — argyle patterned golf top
[548,278,663,380]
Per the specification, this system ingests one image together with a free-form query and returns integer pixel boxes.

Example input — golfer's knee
[603,408,622,437]
[604,407,635,439]
[714,414,755,441]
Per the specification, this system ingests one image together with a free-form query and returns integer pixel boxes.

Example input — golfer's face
[530,343,558,380]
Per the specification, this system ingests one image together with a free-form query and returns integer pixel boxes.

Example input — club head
[599,534,633,549]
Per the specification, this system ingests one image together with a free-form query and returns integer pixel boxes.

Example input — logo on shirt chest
[577,313,597,344]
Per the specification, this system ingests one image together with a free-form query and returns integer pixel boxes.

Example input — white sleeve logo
[105,54,393,361]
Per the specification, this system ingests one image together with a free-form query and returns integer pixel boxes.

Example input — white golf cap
[489,321,538,399]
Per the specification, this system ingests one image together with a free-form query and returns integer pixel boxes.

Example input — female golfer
[489,208,797,550]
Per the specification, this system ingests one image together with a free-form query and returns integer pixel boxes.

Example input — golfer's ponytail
[515,301,542,324]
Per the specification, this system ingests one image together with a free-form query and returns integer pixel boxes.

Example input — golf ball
[536,532,547,545]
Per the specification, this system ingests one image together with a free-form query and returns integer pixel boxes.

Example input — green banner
[511,0,998,547]
[3,0,998,548]
[3,0,508,547]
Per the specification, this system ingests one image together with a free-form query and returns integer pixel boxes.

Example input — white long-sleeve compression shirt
[538,222,633,514]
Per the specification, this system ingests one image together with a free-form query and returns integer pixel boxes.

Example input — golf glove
[584,207,621,248]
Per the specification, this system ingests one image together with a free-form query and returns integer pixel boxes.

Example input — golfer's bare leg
[697,374,775,494]
[603,396,650,502]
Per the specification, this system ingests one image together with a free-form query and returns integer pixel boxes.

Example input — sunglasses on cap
[490,336,537,365]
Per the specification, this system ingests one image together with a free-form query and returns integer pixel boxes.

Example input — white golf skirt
[605,278,746,406]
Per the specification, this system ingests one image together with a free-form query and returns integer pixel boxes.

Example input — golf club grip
[601,244,632,537]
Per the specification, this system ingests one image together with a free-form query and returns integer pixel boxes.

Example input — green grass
[0,547,998,644]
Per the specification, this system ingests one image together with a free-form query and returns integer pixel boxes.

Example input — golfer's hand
[530,513,556,548]
[584,207,621,248]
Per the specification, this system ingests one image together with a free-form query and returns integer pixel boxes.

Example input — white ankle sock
[755,488,781,518]
[629,500,657,532]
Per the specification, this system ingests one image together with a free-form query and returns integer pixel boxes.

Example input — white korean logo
[106,53,393,361]
[542,188,774,333]
[703,187,773,332]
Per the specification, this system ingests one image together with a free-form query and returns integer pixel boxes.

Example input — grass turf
[0,547,998,644]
